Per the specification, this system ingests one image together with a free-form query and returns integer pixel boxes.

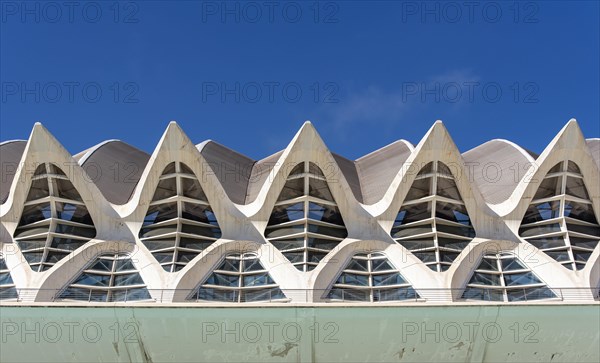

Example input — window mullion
[496,255,508,302]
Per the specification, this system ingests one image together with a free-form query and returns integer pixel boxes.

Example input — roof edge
[463,138,535,163]
[0,139,27,147]
[355,139,414,162]
[77,139,122,165]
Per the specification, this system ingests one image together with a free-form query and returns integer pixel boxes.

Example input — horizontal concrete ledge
[1,305,599,363]
[2,301,599,308]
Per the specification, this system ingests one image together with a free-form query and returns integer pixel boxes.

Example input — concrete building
[1,120,599,362]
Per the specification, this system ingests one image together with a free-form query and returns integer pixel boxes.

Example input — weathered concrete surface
[1,305,598,362]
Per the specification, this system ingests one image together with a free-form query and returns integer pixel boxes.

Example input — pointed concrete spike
[28,122,70,155]
[156,120,194,151]
[413,119,457,151]
[537,118,586,158]
[287,119,324,149]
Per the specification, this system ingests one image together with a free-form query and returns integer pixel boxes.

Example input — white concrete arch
[242,121,380,240]
[448,239,580,300]
[170,240,296,302]
[235,121,390,285]
[1,119,599,303]
[362,122,505,279]
[0,123,129,291]
[501,120,600,285]
[116,122,266,289]
[310,239,436,302]
[117,121,244,238]
[372,121,498,236]
[502,119,600,225]
[34,239,160,302]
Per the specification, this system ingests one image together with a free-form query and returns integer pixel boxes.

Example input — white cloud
[322,69,481,134]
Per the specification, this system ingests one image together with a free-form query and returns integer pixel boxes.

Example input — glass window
[308,202,344,225]
[397,238,434,251]
[566,161,581,174]
[501,258,526,271]
[307,238,339,250]
[565,177,590,199]
[309,178,334,201]
[564,201,598,224]
[179,238,213,251]
[115,259,136,272]
[520,159,600,270]
[307,224,347,238]
[26,178,49,200]
[277,178,304,201]
[418,162,434,175]
[179,163,194,175]
[268,203,304,224]
[337,273,368,286]
[405,177,431,201]
[265,224,305,239]
[503,272,541,286]
[372,273,406,286]
[54,224,96,238]
[548,162,563,174]
[477,258,499,271]
[437,238,469,250]
[152,178,177,201]
[58,253,150,302]
[395,203,431,225]
[163,162,176,175]
[463,252,555,302]
[181,177,206,200]
[533,177,561,200]
[519,223,561,238]
[190,253,285,303]
[288,163,305,176]
[568,237,599,250]
[521,201,561,224]
[345,259,368,272]
[113,273,144,286]
[17,240,46,251]
[328,252,418,302]
[182,203,219,226]
[140,162,222,272]
[392,161,476,272]
[544,251,570,262]
[437,162,453,177]
[413,251,436,263]
[55,203,93,225]
[372,259,395,272]
[19,203,52,225]
[89,259,113,271]
[270,239,304,251]
[566,223,600,237]
[469,272,501,286]
[436,223,475,238]
[54,179,82,201]
[526,237,566,250]
[437,177,462,201]
[267,161,346,271]
[46,164,65,176]
[74,273,110,287]
[308,162,326,177]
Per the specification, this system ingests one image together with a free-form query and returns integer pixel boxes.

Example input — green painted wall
[1,305,598,362]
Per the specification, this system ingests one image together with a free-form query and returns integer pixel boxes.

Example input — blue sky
[1,1,598,159]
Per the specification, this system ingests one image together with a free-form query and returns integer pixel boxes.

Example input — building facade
[2,120,599,362]
[0,120,599,304]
